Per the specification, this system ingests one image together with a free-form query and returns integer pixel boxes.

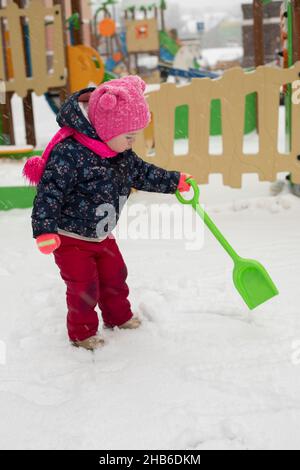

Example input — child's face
[106,130,142,153]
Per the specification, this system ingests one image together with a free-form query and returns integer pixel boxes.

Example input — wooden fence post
[15,0,36,146]
[0,0,15,145]
[253,0,265,67]
[292,0,300,62]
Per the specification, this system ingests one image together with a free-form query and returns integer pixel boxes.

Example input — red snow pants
[53,234,133,341]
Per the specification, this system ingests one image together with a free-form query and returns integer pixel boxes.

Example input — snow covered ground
[0,94,300,450]
[202,47,243,67]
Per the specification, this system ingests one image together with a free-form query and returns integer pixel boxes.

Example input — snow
[0,145,33,152]
[202,47,243,67]
[1,94,300,450]
[11,92,60,149]
[138,46,243,70]
[0,159,28,186]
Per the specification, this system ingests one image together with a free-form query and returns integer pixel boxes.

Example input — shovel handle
[175,178,240,262]
[175,178,200,208]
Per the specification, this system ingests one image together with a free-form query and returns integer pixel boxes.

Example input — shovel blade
[233,258,279,310]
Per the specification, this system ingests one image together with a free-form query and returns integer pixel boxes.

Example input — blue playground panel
[159,47,175,63]
[119,32,128,56]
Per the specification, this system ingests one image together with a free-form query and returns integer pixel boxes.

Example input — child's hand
[36,233,61,254]
[177,173,193,192]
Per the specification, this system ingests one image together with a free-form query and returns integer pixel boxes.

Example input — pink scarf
[23,126,118,185]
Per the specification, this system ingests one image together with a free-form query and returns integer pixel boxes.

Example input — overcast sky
[166,0,251,6]
[122,0,252,7]
[122,0,253,13]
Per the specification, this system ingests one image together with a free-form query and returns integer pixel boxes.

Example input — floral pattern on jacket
[31,88,180,239]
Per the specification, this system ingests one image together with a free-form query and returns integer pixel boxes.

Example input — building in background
[242,1,281,67]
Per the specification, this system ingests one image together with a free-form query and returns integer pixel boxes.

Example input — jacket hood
[56,87,101,140]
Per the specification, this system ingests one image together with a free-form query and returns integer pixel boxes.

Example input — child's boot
[119,316,141,329]
[71,335,105,351]
[104,316,141,330]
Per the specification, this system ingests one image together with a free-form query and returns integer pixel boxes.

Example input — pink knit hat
[87,75,151,142]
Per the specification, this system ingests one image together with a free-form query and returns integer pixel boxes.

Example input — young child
[23,75,191,351]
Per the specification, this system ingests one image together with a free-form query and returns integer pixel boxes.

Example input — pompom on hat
[87,75,151,142]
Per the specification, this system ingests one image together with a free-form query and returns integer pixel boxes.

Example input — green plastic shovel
[175,178,279,310]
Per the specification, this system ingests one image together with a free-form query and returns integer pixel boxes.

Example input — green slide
[159,30,180,57]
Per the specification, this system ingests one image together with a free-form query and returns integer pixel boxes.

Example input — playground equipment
[279,1,300,122]
[278,0,300,195]
[0,0,110,210]
[0,0,111,146]
[133,62,300,188]
[158,63,218,80]
[122,1,180,78]
[176,178,279,309]
[62,4,112,93]
[0,0,67,146]
[92,1,129,75]
[159,29,181,63]
[241,1,300,199]
[124,8,160,75]
[0,0,66,146]
[2,1,300,212]
[120,2,257,138]
[156,64,257,138]
[67,44,105,92]
[66,12,105,92]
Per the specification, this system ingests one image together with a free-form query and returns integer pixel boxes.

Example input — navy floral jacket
[31,87,180,239]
